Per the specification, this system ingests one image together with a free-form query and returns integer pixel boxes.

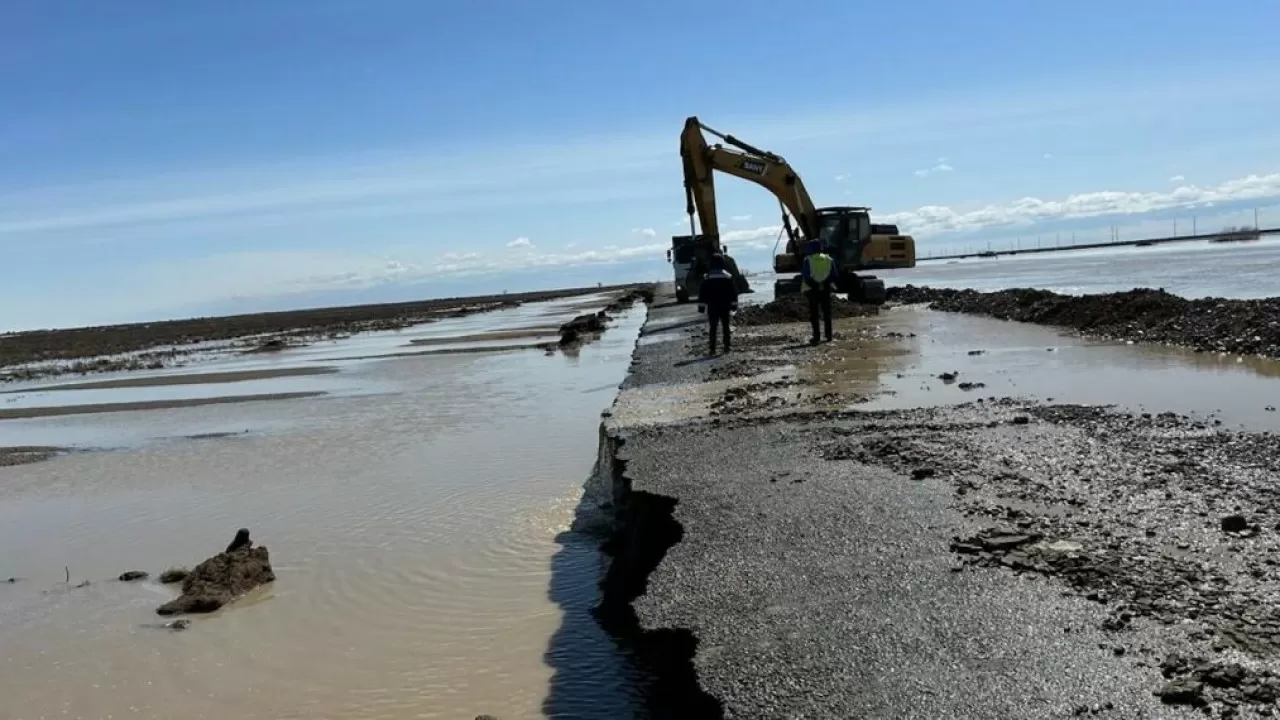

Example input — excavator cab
[775,206,911,303]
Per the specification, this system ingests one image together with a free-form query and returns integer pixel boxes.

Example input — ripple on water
[0,296,652,719]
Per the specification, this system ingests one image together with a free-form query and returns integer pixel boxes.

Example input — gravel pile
[886,285,1280,357]
[735,294,879,326]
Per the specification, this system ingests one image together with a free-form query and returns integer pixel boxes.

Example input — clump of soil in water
[156,530,274,616]
[887,285,1280,357]
[735,295,879,327]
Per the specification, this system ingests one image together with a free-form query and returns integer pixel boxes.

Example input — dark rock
[118,570,149,582]
[1221,515,1249,533]
[910,467,937,480]
[1154,679,1207,706]
[958,382,986,391]
[156,531,275,616]
[159,567,189,584]
[938,372,958,383]
[1012,415,1031,425]
[1196,662,1246,688]
[166,619,191,631]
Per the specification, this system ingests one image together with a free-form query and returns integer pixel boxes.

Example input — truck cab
[667,235,698,303]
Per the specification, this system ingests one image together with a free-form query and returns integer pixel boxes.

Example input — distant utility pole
[1193,216,1197,236]
[1256,207,1260,229]
[1174,219,1178,237]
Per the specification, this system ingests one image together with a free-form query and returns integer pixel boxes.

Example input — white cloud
[631,227,657,237]
[693,171,1280,245]
[834,174,850,182]
[729,214,753,222]
[1170,174,1186,182]
[914,158,955,177]
[506,236,533,248]
[1043,153,1054,159]
[564,242,577,249]
[882,172,1280,237]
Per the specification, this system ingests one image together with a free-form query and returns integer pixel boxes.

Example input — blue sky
[3,0,1280,330]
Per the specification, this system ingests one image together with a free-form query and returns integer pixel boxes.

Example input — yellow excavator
[680,115,916,303]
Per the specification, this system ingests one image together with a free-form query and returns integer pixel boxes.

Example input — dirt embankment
[553,286,655,349]
[735,294,879,327]
[0,284,650,382]
[821,400,1280,714]
[888,285,1280,357]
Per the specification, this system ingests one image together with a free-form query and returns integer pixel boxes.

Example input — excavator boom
[678,115,916,304]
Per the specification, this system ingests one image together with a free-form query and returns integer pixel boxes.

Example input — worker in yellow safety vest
[801,240,836,344]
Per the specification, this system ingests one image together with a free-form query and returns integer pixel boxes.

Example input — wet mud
[813,399,1280,715]
[552,286,655,350]
[4,366,339,392]
[0,391,323,420]
[734,293,880,326]
[0,445,64,466]
[889,285,1280,358]
[0,284,649,382]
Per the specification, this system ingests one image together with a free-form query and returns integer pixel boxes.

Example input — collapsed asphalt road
[599,285,1280,718]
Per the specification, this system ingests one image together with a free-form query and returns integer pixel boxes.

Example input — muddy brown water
[0,293,644,720]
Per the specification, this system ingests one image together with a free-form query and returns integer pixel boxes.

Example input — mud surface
[889,285,1280,358]
[827,399,1280,716]
[157,533,275,616]
[0,284,648,382]
[735,293,880,326]
[553,286,655,349]
[0,446,64,466]
[0,391,323,420]
[604,284,1280,718]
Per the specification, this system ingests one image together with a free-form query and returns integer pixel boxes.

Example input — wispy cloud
[834,174,850,182]
[706,171,1280,246]
[729,214,753,222]
[914,158,954,177]
[631,227,657,238]
[1043,153,1054,160]
[1170,174,1186,182]
[507,236,533,248]
[885,172,1280,236]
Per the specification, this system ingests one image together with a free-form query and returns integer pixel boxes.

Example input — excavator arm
[681,116,820,252]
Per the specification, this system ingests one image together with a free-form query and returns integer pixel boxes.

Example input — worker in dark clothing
[802,240,837,344]
[697,253,739,355]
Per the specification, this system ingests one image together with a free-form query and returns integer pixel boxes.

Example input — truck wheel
[675,288,690,303]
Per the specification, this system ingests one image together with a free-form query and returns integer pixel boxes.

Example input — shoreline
[593,284,1280,717]
[0,283,648,383]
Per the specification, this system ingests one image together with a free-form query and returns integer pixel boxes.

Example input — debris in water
[156,529,275,616]
[159,567,189,584]
[118,570,149,582]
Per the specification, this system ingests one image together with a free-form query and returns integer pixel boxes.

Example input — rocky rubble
[735,294,879,326]
[814,400,1280,715]
[887,285,1280,357]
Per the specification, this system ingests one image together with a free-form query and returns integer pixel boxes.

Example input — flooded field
[0,292,645,720]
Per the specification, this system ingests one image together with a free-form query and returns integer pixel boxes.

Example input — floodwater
[734,271,1280,432]
[0,292,644,720]
[876,235,1280,298]
[798,305,1280,431]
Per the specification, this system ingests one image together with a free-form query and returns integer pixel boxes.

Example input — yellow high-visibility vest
[804,253,834,285]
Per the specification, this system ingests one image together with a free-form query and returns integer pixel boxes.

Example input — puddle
[840,306,1280,430]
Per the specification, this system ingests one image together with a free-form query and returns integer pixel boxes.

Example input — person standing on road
[802,240,836,344]
[697,253,739,355]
